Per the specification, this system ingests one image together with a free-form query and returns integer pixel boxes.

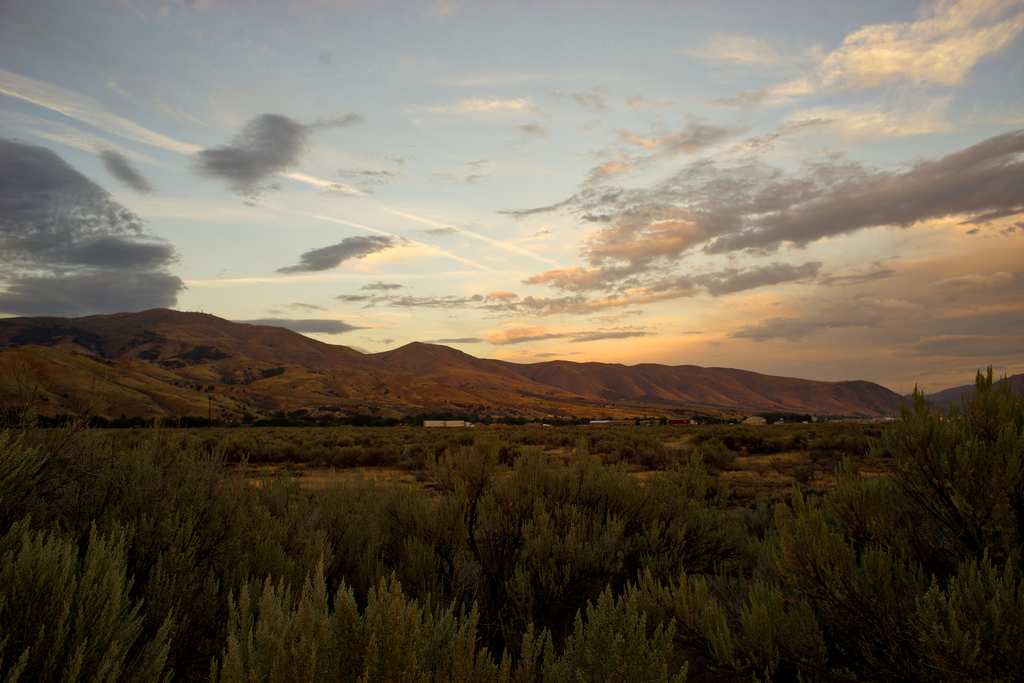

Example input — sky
[1,0,1023,392]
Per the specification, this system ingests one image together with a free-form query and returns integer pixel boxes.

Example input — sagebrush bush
[1,369,1021,681]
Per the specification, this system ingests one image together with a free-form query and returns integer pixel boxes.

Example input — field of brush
[2,377,1022,681]
[82,421,889,504]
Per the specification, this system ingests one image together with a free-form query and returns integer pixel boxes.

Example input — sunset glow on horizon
[2,0,1023,392]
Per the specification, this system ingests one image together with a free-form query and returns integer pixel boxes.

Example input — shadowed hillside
[0,309,906,419]
[926,373,1024,407]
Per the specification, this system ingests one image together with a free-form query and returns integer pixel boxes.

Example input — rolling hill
[925,373,1024,407]
[0,309,907,420]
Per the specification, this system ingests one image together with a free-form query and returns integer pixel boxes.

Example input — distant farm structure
[423,419,473,428]
[742,416,768,426]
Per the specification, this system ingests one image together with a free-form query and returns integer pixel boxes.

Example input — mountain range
[0,309,911,420]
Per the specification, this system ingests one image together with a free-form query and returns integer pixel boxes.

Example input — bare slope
[0,309,905,418]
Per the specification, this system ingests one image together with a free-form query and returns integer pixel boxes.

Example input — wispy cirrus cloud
[420,97,532,115]
[685,34,822,67]
[0,70,363,196]
[0,68,201,154]
[485,325,651,345]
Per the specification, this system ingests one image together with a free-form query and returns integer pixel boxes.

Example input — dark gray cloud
[0,139,182,316]
[278,235,396,273]
[238,318,362,335]
[428,337,484,344]
[361,281,403,291]
[57,236,177,270]
[424,227,459,236]
[336,294,372,303]
[100,149,153,193]
[196,114,308,194]
[0,271,182,317]
[1,139,142,253]
[196,113,364,194]
[698,261,821,296]
[517,123,549,137]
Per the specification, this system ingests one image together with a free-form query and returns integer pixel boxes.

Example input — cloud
[705,130,1024,253]
[428,337,483,344]
[309,113,365,129]
[238,318,362,335]
[361,281,404,291]
[732,316,868,341]
[0,271,183,317]
[697,261,822,296]
[424,227,459,236]
[386,294,484,308]
[625,95,674,109]
[336,294,372,303]
[0,68,200,154]
[568,329,652,343]
[580,122,736,186]
[617,121,735,156]
[99,149,153,192]
[195,114,310,194]
[280,302,327,312]
[911,334,1024,357]
[57,236,177,270]
[0,139,182,316]
[819,267,896,286]
[485,325,651,345]
[686,34,821,67]
[486,326,568,345]
[278,235,397,273]
[510,130,1024,273]
[783,98,953,139]
[727,0,1024,104]
[422,98,532,114]
[516,123,549,137]
[337,167,400,191]
[551,87,608,112]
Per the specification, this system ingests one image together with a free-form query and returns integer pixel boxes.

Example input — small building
[423,420,472,428]
[742,416,767,426]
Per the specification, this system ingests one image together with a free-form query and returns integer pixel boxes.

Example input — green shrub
[0,520,172,682]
